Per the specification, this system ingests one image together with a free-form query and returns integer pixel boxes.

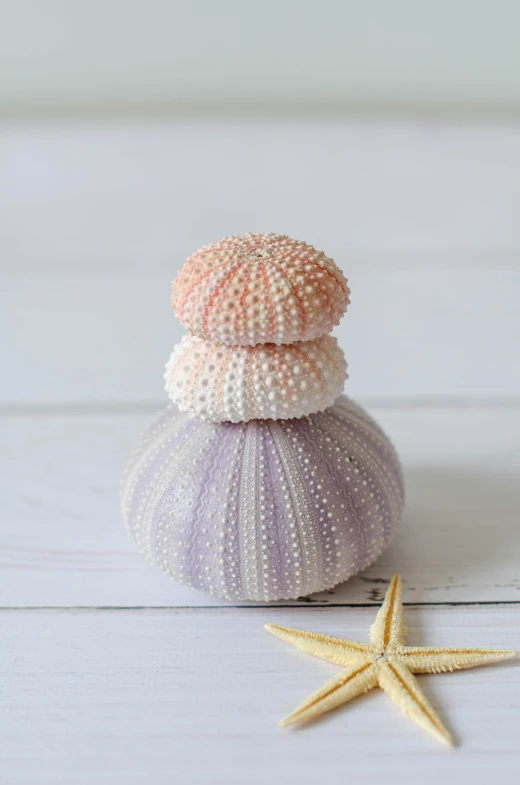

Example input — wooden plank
[2,406,519,608]
[3,269,520,403]
[2,124,520,275]
[1,605,518,784]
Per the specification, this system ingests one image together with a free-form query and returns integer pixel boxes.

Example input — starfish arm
[369,573,407,649]
[264,623,371,666]
[279,662,378,727]
[378,661,453,745]
[398,646,517,674]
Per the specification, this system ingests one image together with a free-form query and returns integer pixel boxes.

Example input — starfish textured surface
[265,574,516,745]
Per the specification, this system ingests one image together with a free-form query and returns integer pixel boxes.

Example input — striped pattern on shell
[164,333,347,423]
[171,233,350,346]
[121,395,404,602]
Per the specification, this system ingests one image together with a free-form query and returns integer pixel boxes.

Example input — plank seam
[1,601,519,611]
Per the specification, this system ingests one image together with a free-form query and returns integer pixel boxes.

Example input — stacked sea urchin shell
[165,233,349,422]
[171,232,350,346]
[164,333,347,423]
[122,233,404,602]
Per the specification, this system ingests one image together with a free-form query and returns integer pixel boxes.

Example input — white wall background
[1,2,519,405]
[1,0,520,115]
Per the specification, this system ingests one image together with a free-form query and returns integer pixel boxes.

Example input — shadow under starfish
[265,574,517,745]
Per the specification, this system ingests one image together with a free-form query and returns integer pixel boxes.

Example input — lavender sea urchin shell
[121,395,404,602]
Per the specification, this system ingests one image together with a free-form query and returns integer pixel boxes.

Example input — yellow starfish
[265,574,516,745]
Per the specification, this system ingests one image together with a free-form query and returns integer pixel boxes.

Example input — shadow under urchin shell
[121,395,404,602]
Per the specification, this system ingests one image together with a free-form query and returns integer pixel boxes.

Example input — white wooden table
[2,402,519,785]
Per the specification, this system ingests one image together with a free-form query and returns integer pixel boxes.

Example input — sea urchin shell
[171,232,350,346]
[164,333,347,422]
[121,395,404,602]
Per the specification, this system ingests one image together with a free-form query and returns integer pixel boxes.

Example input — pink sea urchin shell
[171,232,350,346]
[164,333,347,423]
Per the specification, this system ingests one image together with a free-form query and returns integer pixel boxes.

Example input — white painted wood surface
[2,606,519,785]
[3,123,519,273]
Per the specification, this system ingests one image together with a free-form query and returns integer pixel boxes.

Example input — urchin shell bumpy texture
[164,333,347,422]
[121,396,404,602]
[171,232,350,346]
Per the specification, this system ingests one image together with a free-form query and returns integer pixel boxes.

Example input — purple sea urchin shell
[121,395,404,602]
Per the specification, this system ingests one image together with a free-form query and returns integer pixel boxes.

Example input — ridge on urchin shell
[171,232,350,346]
[164,333,347,423]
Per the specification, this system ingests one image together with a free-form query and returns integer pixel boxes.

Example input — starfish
[265,574,516,745]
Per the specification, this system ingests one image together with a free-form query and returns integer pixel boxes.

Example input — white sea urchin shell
[164,333,347,423]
